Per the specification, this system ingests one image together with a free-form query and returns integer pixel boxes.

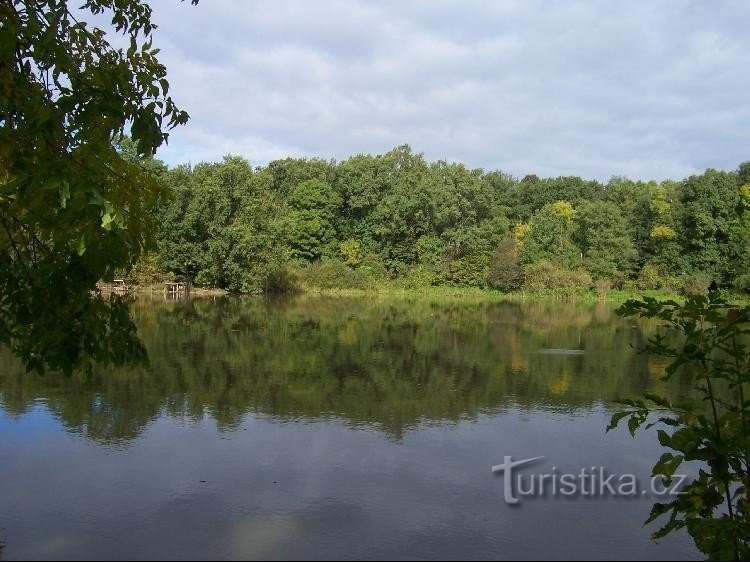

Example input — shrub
[297,260,371,290]
[733,273,750,294]
[339,239,362,267]
[637,264,661,290]
[609,271,627,290]
[661,275,682,294]
[487,238,524,292]
[594,279,612,298]
[398,264,439,289]
[359,253,390,281]
[680,273,712,296]
[264,266,300,294]
[194,269,218,289]
[649,225,677,240]
[611,295,750,560]
[523,261,592,294]
[442,254,491,288]
[413,235,446,267]
[637,264,681,293]
[121,252,169,286]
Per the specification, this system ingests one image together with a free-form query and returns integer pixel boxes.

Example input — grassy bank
[299,285,698,304]
[127,280,748,305]
[141,285,711,305]
[132,284,230,297]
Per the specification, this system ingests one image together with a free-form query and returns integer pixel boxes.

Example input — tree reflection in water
[0,295,694,444]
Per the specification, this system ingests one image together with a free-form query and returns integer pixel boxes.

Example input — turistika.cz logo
[491,456,687,505]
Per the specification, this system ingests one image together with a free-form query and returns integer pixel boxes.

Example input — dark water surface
[0,296,700,560]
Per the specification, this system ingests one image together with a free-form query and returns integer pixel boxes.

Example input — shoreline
[129,284,748,304]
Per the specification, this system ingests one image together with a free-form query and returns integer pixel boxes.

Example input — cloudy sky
[142,0,748,181]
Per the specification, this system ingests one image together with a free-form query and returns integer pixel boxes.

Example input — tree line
[125,142,750,296]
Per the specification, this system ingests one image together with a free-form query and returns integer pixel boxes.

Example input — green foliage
[263,266,300,295]
[678,170,741,282]
[727,209,750,290]
[520,201,581,269]
[523,261,592,295]
[220,191,287,293]
[142,152,750,300]
[266,157,335,197]
[508,176,601,221]
[157,156,286,293]
[733,274,750,295]
[122,252,167,286]
[610,295,750,561]
[369,147,433,273]
[650,225,677,240]
[358,252,390,282]
[740,184,750,208]
[4,0,748,378]
[296,260,372,290]
[680,273,712,296]
[440,215,509,287]
[488,238,523,292]
[397,264,439,289]
[604,178,659,270]
[635,270,665,298]
[575,201,638,280]
[637,264,680,293]
[287,179,342,261]
[335,153,390,249]
[413,235,446,269]
[0,0,191,374]
[738,163,750,186]
[339,238,363,267]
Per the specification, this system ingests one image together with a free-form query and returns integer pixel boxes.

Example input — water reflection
[0,296,701,560]
[0,296,692,443]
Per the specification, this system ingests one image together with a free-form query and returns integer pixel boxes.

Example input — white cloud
[144,0,750,181]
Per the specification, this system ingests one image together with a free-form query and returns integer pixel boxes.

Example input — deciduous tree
[0,0,191,374]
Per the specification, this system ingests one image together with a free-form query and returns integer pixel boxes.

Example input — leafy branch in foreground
[608,294,750,560]
[0,0,193,374]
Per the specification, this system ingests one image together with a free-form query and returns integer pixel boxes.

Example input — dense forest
[123,142,750,296]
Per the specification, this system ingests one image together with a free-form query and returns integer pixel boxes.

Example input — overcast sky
[142,0,749,181]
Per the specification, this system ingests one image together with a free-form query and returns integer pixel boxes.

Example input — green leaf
[59,181,70,209]
[644,392,671,408]
[652,453,684,480]
[102,212,115,230]
[627,415,641,437]
[607,410,630,432]
[77,235,86,256]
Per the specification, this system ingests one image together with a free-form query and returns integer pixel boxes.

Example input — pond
[0,296,700,560]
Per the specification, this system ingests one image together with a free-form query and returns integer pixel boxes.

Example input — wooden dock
[98,279,133,296]
[164,281,188,298]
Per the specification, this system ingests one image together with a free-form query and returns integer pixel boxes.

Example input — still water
[0,296,700,560]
